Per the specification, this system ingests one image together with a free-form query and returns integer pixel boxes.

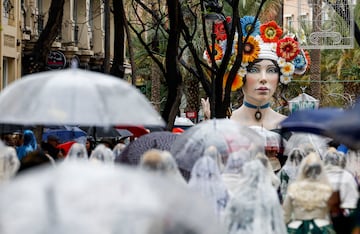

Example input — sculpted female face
[242,59,280,104]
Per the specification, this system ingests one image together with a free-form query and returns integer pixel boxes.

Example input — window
[2,58,8,89]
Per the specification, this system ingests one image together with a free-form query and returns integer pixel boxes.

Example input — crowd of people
[0,17,359,233]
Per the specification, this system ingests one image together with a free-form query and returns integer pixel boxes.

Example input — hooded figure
[188,155,229,219]
[139,149,186,185]
[221,150,251,197]
[223,159,287,234]
[65,143,88,161]
[16,130,37,160]
[283,152,335,233]
[89,144,115,164]
[0,143,20,182]
[278,147,306,202]
[323,148,358,210]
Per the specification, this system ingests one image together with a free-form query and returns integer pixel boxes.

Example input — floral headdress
[203,16,310,91]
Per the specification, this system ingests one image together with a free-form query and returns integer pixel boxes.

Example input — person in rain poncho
[16,129,38,160]
[284,133,330,160]
[221,150,251,198]
[139,149,186,185]
[283,152,335,233]
[256,153,281,189]
[89,144,115,164]
[112,143,126,160]
[188,153,229,220]
[223,159,287,234]
[0,142,20,182]
[278,147,306,202]
[323,148,359,210]
[65,143,89,161]
[323,147,359,234]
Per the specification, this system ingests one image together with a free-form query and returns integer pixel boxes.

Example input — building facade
[1,0,22,89]
[0,0,131,90]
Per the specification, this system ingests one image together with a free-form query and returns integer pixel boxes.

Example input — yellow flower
[242,36,260,63]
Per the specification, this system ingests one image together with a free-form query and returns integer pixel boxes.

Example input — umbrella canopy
[0,69,165,127]
[116,125,149,138]
[279,108,344,135]
[42,126,87,143]
[324,101,360,149]
[0,162,223,234]
[116,131,178,165]
[169,119,265,175]
[249,126,282,151]
[85,126,123,140]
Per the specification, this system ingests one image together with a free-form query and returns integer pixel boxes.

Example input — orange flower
[260,21,283,43]
[205,43,223,61]
[276,37,300,61]
[304,50,311,69]
[223,73,244,91]
[242,36,260,63]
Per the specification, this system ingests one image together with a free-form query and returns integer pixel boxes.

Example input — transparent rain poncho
[283,153,332,222]
[221,150,252,197]
[139,149,186,185]
[65,143,88,161]
[89,144,115,164]
[0,143,20,182]
[0,162,224,234]
[284,133,331,159]
[112,143,126,159]
[278,147,306,201]
[223,159,287,234]
[170,119,265,177]
[188,155,229,219]
[323,149,359,209]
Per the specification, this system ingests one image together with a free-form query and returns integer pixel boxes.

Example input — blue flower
[293,53,306,69]
[240,16,260,37]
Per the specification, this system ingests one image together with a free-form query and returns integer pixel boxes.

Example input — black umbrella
[279,107,343,135]
[82,126,130,141]
[115,131,178,165]
[324,100,360,150]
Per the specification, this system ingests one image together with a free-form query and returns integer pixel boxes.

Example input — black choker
[243,101,270,121]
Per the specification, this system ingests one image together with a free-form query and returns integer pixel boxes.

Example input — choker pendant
[243,101,271,122]
[255,108,262,121]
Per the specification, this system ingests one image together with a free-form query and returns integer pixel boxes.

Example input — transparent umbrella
[0,162,224,234]
[170,119,265,178]
[0,68,164,127]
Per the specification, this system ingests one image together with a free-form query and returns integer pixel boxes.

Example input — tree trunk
[23,0,65,74]
[151,60,162,112]
[309,49,321,101]
[163,0,182,129]
[110,0,125,78]
[309,0,322,100]
[185,75,200,122]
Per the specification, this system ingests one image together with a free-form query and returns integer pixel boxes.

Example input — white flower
[238,66,247,77]
[280,62,295,76]
[277,57,287,67]
[280,75,292,84]
[241,62,249,67]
